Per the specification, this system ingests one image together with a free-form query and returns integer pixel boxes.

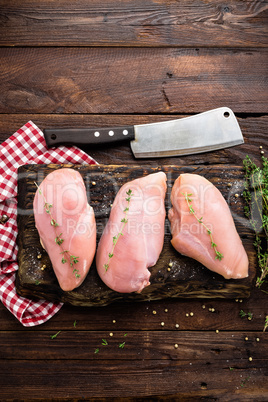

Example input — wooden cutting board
[16,164,256,306]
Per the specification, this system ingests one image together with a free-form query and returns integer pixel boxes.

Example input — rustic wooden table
[0,1,268,400]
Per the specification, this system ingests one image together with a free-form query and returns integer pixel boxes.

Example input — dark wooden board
[1,48,267,114]
[1,0,267,47]
[1,114,267,167]
[1,329,268,399]
[16,164,256,305]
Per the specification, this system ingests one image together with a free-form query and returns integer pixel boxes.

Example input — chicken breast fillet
[96,172,167,293]
[168,173,248,279]
[33,168,96,291]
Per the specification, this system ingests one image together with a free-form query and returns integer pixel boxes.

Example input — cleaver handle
[44,126,135,148]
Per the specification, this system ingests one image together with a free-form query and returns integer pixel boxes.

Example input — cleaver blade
[44,107,244,158]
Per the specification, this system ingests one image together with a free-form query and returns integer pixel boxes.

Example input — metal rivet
[108,130,114,136]
[123,130,128,135]
[94,131,100,137]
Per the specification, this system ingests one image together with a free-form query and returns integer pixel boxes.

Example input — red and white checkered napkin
[0,121,97,326]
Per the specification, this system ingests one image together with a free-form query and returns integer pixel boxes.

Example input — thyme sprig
[35,182,80,278]
[104,189,133,271]
[264,316,268,332]
[239,309,253,320]
[182,192,223,261]
[243,155,268,288]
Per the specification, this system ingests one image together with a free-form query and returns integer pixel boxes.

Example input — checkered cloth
[0,121,97,326]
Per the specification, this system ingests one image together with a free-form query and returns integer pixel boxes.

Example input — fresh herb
[35,280,40,285]
[35,182,80,278]
[239,310,253,320]
[104,189,133,271]
[182,192,224,261]
[264,315,268,332]
[50,330,61,340]
[241,376,250,388]
[102,339,108,346]
[73,320,77,328]
[119,341,125,349]
[94,348,100,354]
[243,155,268,287]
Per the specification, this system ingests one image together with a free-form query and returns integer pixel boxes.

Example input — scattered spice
[182,192,223,261]
[174,344,178,349]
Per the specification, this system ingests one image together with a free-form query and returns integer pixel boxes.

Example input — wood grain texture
[16,164,255,306]
[0,114,268,167]
[0,348,267,399]
[0,0,267,400]
[1,114,267,167]
[0,48,267,114]
[0,0,267,47]
[1,285,267,332]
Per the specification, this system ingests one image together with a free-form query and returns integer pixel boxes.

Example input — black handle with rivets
[44,126,135,148]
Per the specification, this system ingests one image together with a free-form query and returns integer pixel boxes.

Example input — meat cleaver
[44,107,243,158]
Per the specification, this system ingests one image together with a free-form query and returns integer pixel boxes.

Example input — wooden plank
[16,164,255,306]
[0,0,267,47]
[1,286,267,332]
[1,330,267,362]
[1,114,267,167]
[0,48,267,114]
[0,359,267,399]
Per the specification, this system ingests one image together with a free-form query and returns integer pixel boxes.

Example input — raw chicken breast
[96,172,167,293]
[33,168,96,291]
[168,173,248,279]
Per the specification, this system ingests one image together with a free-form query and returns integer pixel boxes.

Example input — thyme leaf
[104,188,133,271]
[243,155,268,288]
[50,330,61,340]
[182,192,224,261]
[34,182,80,278]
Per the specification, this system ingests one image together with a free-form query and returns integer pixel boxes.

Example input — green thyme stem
[104,189,133,271]
[182,192,224,261]
[34,182,80,278]
[243,155,268,288]
[264,315,268,332]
